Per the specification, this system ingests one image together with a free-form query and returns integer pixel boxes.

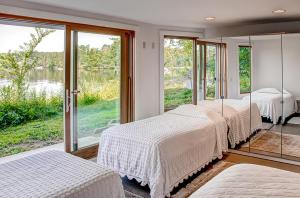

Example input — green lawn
[164,88,192,110]
[0,99,118,157]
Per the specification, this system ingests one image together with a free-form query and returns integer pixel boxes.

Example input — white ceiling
[20,0,300,28]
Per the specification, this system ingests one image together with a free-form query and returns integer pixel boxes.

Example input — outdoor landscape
[239,46,251,93]
[164,39,217,110]
[0,26,120,157]
[164,39,193,110]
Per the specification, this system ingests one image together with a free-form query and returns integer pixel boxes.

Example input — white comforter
[0,150,125,198]
[98,105,228,198]
[243,91,297,124]
[198,99,262,148]
[189,164,300,198]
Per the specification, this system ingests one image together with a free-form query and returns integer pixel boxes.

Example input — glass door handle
[71,90,81,95]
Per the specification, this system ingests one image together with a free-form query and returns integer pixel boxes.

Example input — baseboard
[228,149,300,166]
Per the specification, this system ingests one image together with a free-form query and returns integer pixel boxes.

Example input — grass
[78,99,119,137]
[164,88,192,110]
[0,115,63,157]
[0,99,119,157]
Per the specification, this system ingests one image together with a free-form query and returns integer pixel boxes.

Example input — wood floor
[224,152,300,173]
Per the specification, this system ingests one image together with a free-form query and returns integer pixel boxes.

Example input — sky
[0,24,118,53]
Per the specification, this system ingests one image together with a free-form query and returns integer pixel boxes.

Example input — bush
[78,79,120,106]
[0,95,63,129]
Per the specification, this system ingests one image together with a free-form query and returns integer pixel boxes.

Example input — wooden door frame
[67,24,135,158]
[0,13,135,159]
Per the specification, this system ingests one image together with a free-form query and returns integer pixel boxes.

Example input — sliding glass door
[71,30,121,150]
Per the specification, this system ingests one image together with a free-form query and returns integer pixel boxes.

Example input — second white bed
[98,105,228,198]
[189,163,300,198]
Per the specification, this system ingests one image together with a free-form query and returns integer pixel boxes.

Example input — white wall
[252,37,282,92]
[252,35,300,99]
[0,4,204,120]
[224,38,240,99]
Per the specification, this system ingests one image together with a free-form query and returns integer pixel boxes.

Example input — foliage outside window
[0,24,121,157]
[206,45,216,99]
[164,38,193,111]
[239,46,251,93]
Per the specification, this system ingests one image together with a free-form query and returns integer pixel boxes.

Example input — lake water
[0,68,118,98]
[0,69,64,97]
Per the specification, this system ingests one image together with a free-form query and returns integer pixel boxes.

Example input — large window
[0,16,134,159]
[239,46,251,93]
[164,37,193,111]
[0,23,65,157]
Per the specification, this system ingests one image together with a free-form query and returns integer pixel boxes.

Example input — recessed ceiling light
[205,17,216,21]
[272,9,287,14]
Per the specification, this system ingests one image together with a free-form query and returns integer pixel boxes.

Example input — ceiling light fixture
[272,9,287,14]
[205,16,216,21]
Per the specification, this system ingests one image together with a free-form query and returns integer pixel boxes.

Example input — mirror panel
[220,35,252,152]
[248,34,282,157]
[281,33,300,161]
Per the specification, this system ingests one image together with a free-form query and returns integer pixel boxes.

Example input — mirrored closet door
[247,34,282,158]
[219,35,252,152]
[281,33,300,161]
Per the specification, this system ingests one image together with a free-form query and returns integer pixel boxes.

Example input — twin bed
[0,150,125,198]
[98,99,262,197]
[189,164,300,198]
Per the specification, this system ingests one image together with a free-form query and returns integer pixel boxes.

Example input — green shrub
[79,94,98,105]
[0,95,63,129]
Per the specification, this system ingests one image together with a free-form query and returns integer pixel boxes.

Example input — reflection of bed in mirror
[242,88,298,124]
[198,99,262,148]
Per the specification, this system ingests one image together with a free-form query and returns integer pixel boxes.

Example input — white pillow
[256,88,281,94]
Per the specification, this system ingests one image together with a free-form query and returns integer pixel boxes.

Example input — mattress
[243,91,297,124]
[189,164,300,198]
[0,150,125,198]
[198,99,262,148]
[98,105,228,198]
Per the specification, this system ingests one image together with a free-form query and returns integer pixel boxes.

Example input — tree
[239,47,251,93]
[0,28,55,98]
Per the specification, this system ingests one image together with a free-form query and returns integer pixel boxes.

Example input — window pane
[76,32,121,149]
[206,45,217,99]
[239,46,251,93]
[0,23,64,157]
[164,38,193,111]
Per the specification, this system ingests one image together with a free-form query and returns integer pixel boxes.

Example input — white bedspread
[0,150,125,198]
[98,105,227,198]
[189,164,300,198]
[243,91,297,124]
[198,99,262,148]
